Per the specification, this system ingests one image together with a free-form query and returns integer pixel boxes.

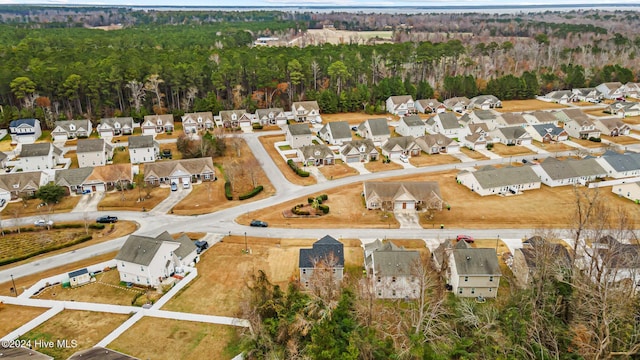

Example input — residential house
[82,163,132,192]
[115,231,197,287]
[51,119,93,141]
[553,108,591,125]
[0,171,46,201]
[395,115,426,137]
[128,135,160,164]
[298,144,334,166]
[142,114,174,135]
[512,236,571,287]
[356,118,391,143]
[468,95,502,110]
[9,118,42,144]
[525,124,569,143]
[18,143,63,171]
[459,109,501,129]
[68,268,91,287]
[499,112,528,127]
[443,96,470,113]
[68,347,139,360]
[77,139,113,168]
[181,112,214,134]
[463,123,489,150]
[255,108,287,126]
[0,347,53,360]
[487,126,532,146]
[0,152,7,170]
[381,136,421,159]
[612,182,640,203]
[292,101,322,123]
[522,110,559,125]
[415,98,446,114]
[340,139,378,163]
[448,240,501,298]
[286,123,314,149]
[542,90,576,103]
[593,118,631,136]
[364,240,421,299]
[532,157,606,187]
[218,110,253,128]
[426,112,466,139]
[386,95,415,116]
[624,82,640,98]
[363,181,443,211]
[98,117,134,138]
[144,158,216,185]
[55,167,93,195]
[589,236,640,285]
[563,118,601,140]
[572,87,602,103]
[456,165,541,196]
[597,151,640,179]
[605,101,640,118]
[299,235,344,288]
[318,121,352,145]
[596,82,625,100]
[415,134,460,154]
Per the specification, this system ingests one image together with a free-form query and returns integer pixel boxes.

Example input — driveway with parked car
[149,183,193,215]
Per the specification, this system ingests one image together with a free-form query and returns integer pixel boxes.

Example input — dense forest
[0,6,638,129]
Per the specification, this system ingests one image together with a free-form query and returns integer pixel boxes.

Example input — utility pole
[244,232,248,253]
[10,274,17,297]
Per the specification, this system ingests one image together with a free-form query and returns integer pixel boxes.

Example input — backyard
[496,99,567,112]
[259,134,317,186]
[0,304,47,337]
[2,195,81,217]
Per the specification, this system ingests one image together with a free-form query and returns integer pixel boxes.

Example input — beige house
[82,163,132,193]
[448,240,501,298]
[415,134,460,154]
[340,139,379,163]
[299,235,344,288]
[182,112,214,134]
[298,144,334,166]
[292,101,322,123]
[381,136,421,159]
[68,268,91,288]
[18,143,63,171]
[128,135,159,164]
[364,239,421,299]
[142,114,174,135]
[0,171,46,201]
[364,181,443,212]
[144,158,216,186]
[256,108,287,126]
[612,182,640,203]
[77,139,113,168]
[286,123,314,149]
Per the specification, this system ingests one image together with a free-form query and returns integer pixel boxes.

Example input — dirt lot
[533,141,575,152]
[602,135,640,145]
[98,187,170,212]
[0,304,47,337]
[109,317,240,360]
[21,310,129,360]
[319,160,359,180]
[496,100,567,113]
[163,236,364,317]
[459,147,489,160]
[489,143,536,156]
[259,135,316,186]
[409,154,460,167]
[2,196,81,217]
[364,159,403,172]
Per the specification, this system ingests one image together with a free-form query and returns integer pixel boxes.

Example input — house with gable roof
[356,118,390,143]
[364,239,421,299]
[456,165,541,196]
[487,126,532,146]
[77,138,113,168]
[298,144,334,166]
[299,235,344,288]
[525,124,568,143]
[588,236,640,285]
[255,108,287,126]
[605,101,640,118]
[468,95,501,110]
[142,114,174,135]
[98,117,134,138]
[181,112,214,134]
[415,134,460,154]
[532,157,606,187]
[286,123,314,149]
[0,171,46,201]
[572,88,602,103]
[144,158,216,186]
[541,90,577,103]
[463,123,489,150]
[9,118,42,144]
[522,110,559,125]
[395,114,426,137]
[459,109,502,129]
[596,82,625,100]
[363,181,443,212]
[128,135,160,164]
[82,163,132,192]
[218,110,254,128]
[381,136,421,159]
[318,121,352,145]
[512,236,571,287]
[612,182,640,203]
[448,240,501,298]
[426,112,466,139]
[51,119,93,141]
[443,96,470,113]
[624,82,640,99]
[55,167,93,195]
[593,118,631,136]
[597,151,640,179]
[17,143,64,171]
[115,231,197,287]
[415,98,446,114]
[339,139,378,163]
[291,101,322,123]
[563,118,600,140]
[386,95,415,116]
[499,112,528,127]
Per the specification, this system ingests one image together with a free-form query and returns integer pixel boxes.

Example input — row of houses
[386,94,502,116]
[542,82,640,104]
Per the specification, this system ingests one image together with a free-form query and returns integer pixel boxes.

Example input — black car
[96,215,118,223]
[250,220,268,227]
[195,240,209,254]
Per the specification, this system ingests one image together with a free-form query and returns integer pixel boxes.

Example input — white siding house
[395,115,425,137]
[364,240,421,299]
[128,135,160,164]
[9,118,42,144]
[456,165,541,196]
[18,143,63,171]
[77,139,113,168]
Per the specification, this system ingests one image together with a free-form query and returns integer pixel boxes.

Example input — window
[392,276,396,283]
[302,269,306,274]
[304,281,309,287]
[377,276,381,283]
[471,288,475,294]
[392,290,396,297]
[140,266,144,271]
[412,289,417,295]
[489,288,493,292]
[458,288,463,294]
[377,291,382,297]
[121,262,125,267]
[464,276,469,282]
[332,269,336,274]
[489,276,494,282]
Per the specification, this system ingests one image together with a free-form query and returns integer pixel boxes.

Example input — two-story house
[18,143,63,171]
[463,123,489,150]
[563,118,601,140]
[512,236,571,287]
[415,99,446,114]
[596,82,625,100]
[395,115,426,137]
[386,95,415,116]
[381,136,421,159]
[51,119,93,141]
[142,114,174,135]
[291,101,322,123]
[9,119,42,144]
[299,235,344,288]
[128,135,160,164]
[525,124,569,143]
[181,112,214,134]
[98,117,134,138]
[340,139,378,163]
[286,124,314,149]
[356,118,391,143]
[76,139,113,168]
[255,108,288,126]
[426,112,466,139]
[318,121,352,145]
[448,240,501,298]
[572,88,602,103]
[593,118,631,137]
[364,239,421,299]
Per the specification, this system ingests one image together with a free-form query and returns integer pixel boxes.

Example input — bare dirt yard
[496,99,567,113]
[489,143,536,157]
[533,141,575,153]
[623,115,640,125]
[2,196,81,217]
[602,135,640,146]
[459,147,489,160]
[163,236,364,318]
[259,135,316,186]
[319,160,359,180]
[409,154,460,167]
[108,317,240,360]
[98,187,170,212]
[0,304,47,337]
[569,138,608,149]
[364,159,404,172]
[20,310,129,360]
[322,112,391,125]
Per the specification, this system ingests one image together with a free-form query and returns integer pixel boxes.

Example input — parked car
[96,215,118,223]
[456,234,474,243]
[34,219,54,227]
[0,199,5,207]
[399,154,409,163]
[170,182,178,191]
[351,126,358,131]
[195,240,209,254]
[81,189,91,194]
[250,219,268,227]
[161,149,172,159]
[182,178,190,189]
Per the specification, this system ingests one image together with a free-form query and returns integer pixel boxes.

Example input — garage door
[53,134,68,142]
[83,184,105,193]
[388,152,401,159]
[345,156,359,163]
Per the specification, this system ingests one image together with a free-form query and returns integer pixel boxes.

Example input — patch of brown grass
[364,159,404,172]
[409,154,460,167]
[623,116,640,125]
[172,182,234,215]
[570,138,607,148]
[2,196,81,217]
[111,147,130,164]
[98,187,170,212]
[489,143,536,156]
[258,135,316,186]
[0,304,47,337]
[322,112,383,125]
[601,135,640,145]
[318,160,359,180]
[159,142,183,160]
[532,141,574,152]
[65,150,79,168]
[496,100,567,113]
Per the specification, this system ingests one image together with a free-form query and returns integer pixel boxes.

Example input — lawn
[258,135,317,186]
[108,317,241,360]
[0,136,15,152]
[65,150,79,168]
[321,112,388,126]
[601,135,640,146]
[623,115,640,125]
[159,142,183,160]
[318,160,359,180]
[20,310,129,360]
[172,181,233,215]
[364,159,404,172]
[533,141,575,152]
[111,146,130,164]
[155,122,183,140]
[2,196,81,218]
[162,236,364,317]
[496,100,567,113]
[0,304,47,337]
[489,143,536,156]
[409,154,460,167]
[569,138,607,149]
[219,138,276,197]
[98,187,170,212]
[459,147,489,160]
[34,269,147,306]
[0,221,137,271]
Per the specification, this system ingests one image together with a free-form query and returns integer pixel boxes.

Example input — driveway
[475,148,502,159]
[450,151,475,163]
[71,192,105,213]
[346,162,371,174]
[149,185,192,214]
[522,143,549,154]
[394,210,422,229]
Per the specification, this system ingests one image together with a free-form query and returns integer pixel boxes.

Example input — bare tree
[144,74,165,113]
[245,156,262,188]
[126,80,146,112]
[229,135,243,157]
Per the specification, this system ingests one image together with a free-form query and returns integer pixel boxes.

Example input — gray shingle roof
[452,248,501,276]
[470,165,539,188]
[415,134,455,150]
[497,126,529,140]
[436,112,460,129]
[388,95,413,105]
[128,135,156,149]
[601,152,640,172]
[363,118,390,137]
[364,181,442,206]
[299,144,334,160]
[19,143,61,157]
[55,167,93,187]
[256,108,284,118]
[299,235,344,268]
[100,117,133,128]
[340,139,376,156]
[77,138,106,153]
[402,115,424,127]
[539,157,606,180]
[526,110,557,123]
[368,241,420,277]
[381,136,416,152]
[287,123,312,136]
[320,121,352,140]
[173,233,197,260]
[501,113,527,125]
[531,124,565,137]
[115,231,194,266]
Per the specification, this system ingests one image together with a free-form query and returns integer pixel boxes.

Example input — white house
[9,118,42,144]
[292,101,322,123]
[286,123,314,149]
[605,101,640,118]
[456,165,541,196]
[356,118,391,143]
[463,123,489,150]
[364,240,421,299]
[381,136,421,159]
[128,135,160,164]
[298,144,334,166]
[593,118,631,136]
[395,115,426,137]
[386,95,415,116]
[541,90,576,103]
[572,88,602,103]
[468,95,501,110]
[51,119,93,141]
[596,82,625,100]
[563,118,601,140]
[115,231,197,287]
[415,99,446,114]
[142,114,174,135]
[448,240,501,298]
[77,139,113,168]
[181,112,214,134]
[597,151,640,179]
[255,108,288,126]
[426,112,466,139]
[487,126,532,146]
[18,143,63,171]
[612,182,640,203]
[98,117,134,138]
[624,82,640,98]
[532,157,606,187]
[459,109,502,128]
[415,134,460,154]
[318,121,352,145]
[443,97,470,113]
[299,235,344,288]
[525,124,568,143]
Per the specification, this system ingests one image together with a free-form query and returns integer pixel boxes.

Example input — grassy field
[259,135,317,186]
[496,99,567,112]
[321,112,391,125]
[65,150,79,168]
[409,153,460,167]
[318,160,359,180]
[2,196,81,217]
[533,141,575,152]
[569,138,608,148]
[601,135,640,145]
[20,310,129,360]
[364,159,404,172]
[108,317,241,360]
[0,304,47,337]
[98,187,170,212]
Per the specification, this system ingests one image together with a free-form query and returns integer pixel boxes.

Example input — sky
[0,0,639,7]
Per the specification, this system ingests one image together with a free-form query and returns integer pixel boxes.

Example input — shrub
[224,181,233,200]
[88,223,105,230]
[287,159,310,177]
[486,143,494,150]
[319,194,328,201]
[239,185,264,200]
[316,198,323,204]
[308,197,314,204]
[318,204,330,214]
[252,123,263,130]
[53,223,83,229]
[292,204,311,216]
[589,137,602,142]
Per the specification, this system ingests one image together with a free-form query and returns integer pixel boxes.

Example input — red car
[456,235,474,243]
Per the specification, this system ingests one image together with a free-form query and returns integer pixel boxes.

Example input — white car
[34,219,54,227]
